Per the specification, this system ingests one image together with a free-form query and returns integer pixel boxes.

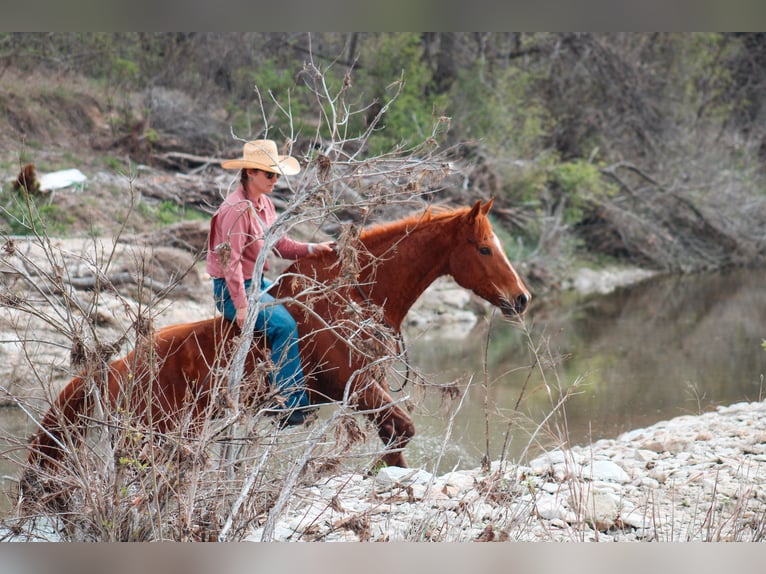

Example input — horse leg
[376,405,414,468]
[355,379,415,468]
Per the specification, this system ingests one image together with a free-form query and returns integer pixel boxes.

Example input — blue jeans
[213,277,309,410]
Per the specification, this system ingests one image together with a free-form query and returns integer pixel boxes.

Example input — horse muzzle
[500,292,530,317]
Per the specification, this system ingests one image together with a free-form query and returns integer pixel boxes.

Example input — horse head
[448,198,531,317]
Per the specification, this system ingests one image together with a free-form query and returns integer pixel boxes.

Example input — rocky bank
[5,225,757,542]
[246,400,766,542]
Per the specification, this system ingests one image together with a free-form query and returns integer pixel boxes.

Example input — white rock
[553,462,585,482]
[635,449,659,462]
[620,428,648,442]
[529,449,581,474]
[639,476,661,489]
[620,507,650,530]
[372,519,413,541]
[541,481,562,494]
[325,530,363,542]
[648,468,668,483]
[589,480,621,493]
[219,400,766,542]
[439,483,462,498]
[439,288,472,309]
[581,460,630,483]
[374,466,434,491]
[409,483,428,500]
[474,502,497,522]
[535,494,568,521]
[571,266,655,295]
[246,525,296,542]
[571,490,620,531]
[436,470,476,491]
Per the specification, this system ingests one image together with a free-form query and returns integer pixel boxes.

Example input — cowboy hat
[220,139,300,175]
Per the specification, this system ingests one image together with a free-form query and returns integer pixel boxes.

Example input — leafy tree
[354,33,449,154]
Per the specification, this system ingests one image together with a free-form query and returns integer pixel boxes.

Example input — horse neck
[360,218,456,329]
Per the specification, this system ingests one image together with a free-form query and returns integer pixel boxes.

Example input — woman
[206,139,333,427]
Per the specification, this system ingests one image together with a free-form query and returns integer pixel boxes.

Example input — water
[0,406,34,512]
[400,267,766,472]
[2,267,765,502]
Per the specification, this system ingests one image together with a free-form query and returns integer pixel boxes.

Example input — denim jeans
[213,277,308,410]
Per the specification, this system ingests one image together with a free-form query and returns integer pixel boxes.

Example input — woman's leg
[213,277,312,424]
[255,288,309,410]
[213,277,249,322]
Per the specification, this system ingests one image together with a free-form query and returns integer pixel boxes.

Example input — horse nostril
[515,293,529,313]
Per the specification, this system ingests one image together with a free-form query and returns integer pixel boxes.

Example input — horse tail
[19,371,101,502]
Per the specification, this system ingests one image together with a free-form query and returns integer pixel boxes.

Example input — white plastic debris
[39,168,87,191]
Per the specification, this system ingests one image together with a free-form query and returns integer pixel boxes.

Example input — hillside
[6,32,766,277]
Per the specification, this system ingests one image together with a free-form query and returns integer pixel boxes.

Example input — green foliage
[137,200,207,227]
[667,33,739,125]
[109,57,140,90]
[144,127,159,144]
[548,159,618,222]
[762,339,766,352]
[0,181,206,237]
[102,156,124,171]
[369,458,388,475]
[118,457,148,470]
[0,188,74,235]
[355,34,449,154]
[508,157,616,219]
[450,58,550,158]
[4,32,766,273]
[493,154,618,252]
[87,223,104,239]
[228,58,328,141]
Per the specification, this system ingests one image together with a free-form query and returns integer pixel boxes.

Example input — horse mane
[359,204,473,242]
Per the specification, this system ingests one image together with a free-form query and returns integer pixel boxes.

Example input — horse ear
[467,198,494,223]
[468,200,483,223]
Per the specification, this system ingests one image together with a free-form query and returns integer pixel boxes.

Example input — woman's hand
[235,306,247,328]
[310,241,335,256]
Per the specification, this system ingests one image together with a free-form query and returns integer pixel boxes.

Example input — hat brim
[221,155,300,176]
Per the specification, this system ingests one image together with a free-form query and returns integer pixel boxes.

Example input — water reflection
[402,267,766,472]
[0,407,34,511]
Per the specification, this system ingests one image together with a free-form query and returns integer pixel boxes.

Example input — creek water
[400,266,766,473]
[1,267,764,509]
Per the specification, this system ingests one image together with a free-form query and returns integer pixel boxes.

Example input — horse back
[125,316,249,417]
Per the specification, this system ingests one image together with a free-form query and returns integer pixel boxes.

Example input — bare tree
[1,54,458,541]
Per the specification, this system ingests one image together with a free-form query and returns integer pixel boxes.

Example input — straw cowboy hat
[220,139,301,175]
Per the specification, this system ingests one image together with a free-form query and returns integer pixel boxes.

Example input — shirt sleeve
[274,235,312,260]
[220,204,254,311]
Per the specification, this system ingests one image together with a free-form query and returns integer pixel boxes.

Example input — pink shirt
[205,186,310,310]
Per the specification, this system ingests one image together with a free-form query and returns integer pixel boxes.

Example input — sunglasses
[249,169,279,180]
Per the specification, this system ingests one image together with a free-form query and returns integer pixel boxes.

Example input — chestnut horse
[23,199,530,488]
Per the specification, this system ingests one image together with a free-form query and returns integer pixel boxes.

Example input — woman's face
[244,168,280,197]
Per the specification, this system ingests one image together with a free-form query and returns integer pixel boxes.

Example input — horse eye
[479,246,492,256]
